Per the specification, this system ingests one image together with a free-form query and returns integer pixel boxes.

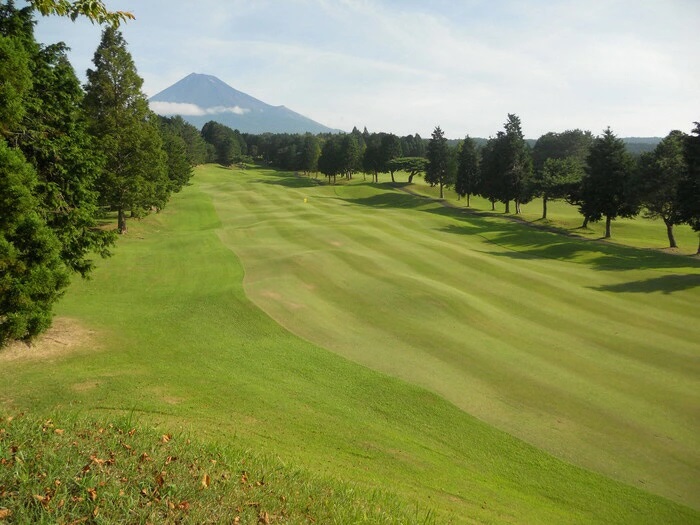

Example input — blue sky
[30,0,700,139]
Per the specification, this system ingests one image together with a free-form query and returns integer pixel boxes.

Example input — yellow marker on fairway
[304,197,308,203]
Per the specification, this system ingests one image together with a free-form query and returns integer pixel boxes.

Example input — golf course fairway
[1,164,698,524]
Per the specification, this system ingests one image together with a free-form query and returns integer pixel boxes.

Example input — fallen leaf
[233,517,240,524]
[54,429,64,435]
[87,488,97,501]
[201,473,211,489]
[161,434,172,443]
[90,455,106,466]
[258,511,270,524]
[177,501,190,511]
[140,452,151,462]
[93,506,99,518]
[0,508,12,519]
[128,428,137,437]
[155,471,166,487]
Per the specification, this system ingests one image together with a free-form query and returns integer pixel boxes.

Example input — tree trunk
[491,199,495,211]
[542,195,548,219]
[408,173,415,183]
[515,200,521,214]
[390,170,395,183]
[439,183,444,199]
[604,215,612,238]
[505,201,510,213]
[466,194,470,207]
[117,208,127,234]
[582,216,589,228]
[696,234,700,255]
[664,219,677,248]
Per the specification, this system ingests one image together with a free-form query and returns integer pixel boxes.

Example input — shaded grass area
[0,413,426,524]
[402,176,699,254]
[0,165,698,523]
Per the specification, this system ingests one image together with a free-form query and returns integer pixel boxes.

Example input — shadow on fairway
[591,274,700,294]
[341,189,700,273]
[256,171,321,189]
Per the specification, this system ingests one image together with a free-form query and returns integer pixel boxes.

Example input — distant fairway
[2,164,699,523]
[206,166,700,507]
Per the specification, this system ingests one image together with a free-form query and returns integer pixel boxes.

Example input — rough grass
[0,413,428,524]
[1,164,698,523]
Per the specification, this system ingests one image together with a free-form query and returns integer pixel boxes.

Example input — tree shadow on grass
[255,171,321,189]
[340,189,700,273]
[591,274,700,294]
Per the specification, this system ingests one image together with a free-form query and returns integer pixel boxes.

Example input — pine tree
[455,136,480,206]
[83,27,168,234]
[425,126,451,198]
[0,140,69,345]
[579,128,637,238]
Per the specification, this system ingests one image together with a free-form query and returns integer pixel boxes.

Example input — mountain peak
[149,74,338,134]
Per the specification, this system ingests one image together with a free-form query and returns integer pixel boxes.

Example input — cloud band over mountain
[150,101,250,117]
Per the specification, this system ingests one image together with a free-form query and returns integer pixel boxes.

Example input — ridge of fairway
[1,164,699,524]
[203,165,700,509]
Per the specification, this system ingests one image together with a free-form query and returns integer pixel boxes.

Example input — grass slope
[0,164,697,523]
[201,166,700,508]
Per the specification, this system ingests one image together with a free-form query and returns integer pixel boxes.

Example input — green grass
[208,167,699,508]
[0,413,427,524]
[1,164,698,523]
[403,173,699,254]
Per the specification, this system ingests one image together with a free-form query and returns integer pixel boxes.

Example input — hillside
[149,73,338,134]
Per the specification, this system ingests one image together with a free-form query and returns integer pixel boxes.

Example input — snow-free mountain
[149,73,337,134]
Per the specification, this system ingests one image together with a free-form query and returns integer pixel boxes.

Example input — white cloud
[149,101,250,117]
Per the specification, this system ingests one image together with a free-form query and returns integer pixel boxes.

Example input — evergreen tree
[83,27,168,234]
[0,140,69,345]
[299,133,320,175]
[579,128,637,238]
[1,3,114,275]
[455,136,480,206]
[502,114,533,214]
[425,126,452,198]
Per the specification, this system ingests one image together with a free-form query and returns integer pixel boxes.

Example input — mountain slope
[149,73,338,134]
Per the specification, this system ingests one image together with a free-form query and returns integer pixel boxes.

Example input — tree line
[232,115,698,253]
[0,2,203,345]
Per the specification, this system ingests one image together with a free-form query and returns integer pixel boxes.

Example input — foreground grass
[0,413,426,524]
[1,165,698,523]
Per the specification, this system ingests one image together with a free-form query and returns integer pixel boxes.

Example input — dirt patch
[0,317,99,363]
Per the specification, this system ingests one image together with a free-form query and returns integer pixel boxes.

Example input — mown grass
[1,164,698,523]
[0,413,428,524]
[402,174,699,253]
[210,167,700,509]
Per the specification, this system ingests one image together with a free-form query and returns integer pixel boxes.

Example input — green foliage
[0,34,31,134]
[425,126,452,198]
[83,27,169,233]
[201,120,247,166]
[634,130,689,247]
[455,136,480,205]
[386,156,427,183]
[580,128,637,237]
[0,141,68,345]
[299,132,320,174]
[678,122,700,234]
[27,0,134,26]
[159,115,208,166]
